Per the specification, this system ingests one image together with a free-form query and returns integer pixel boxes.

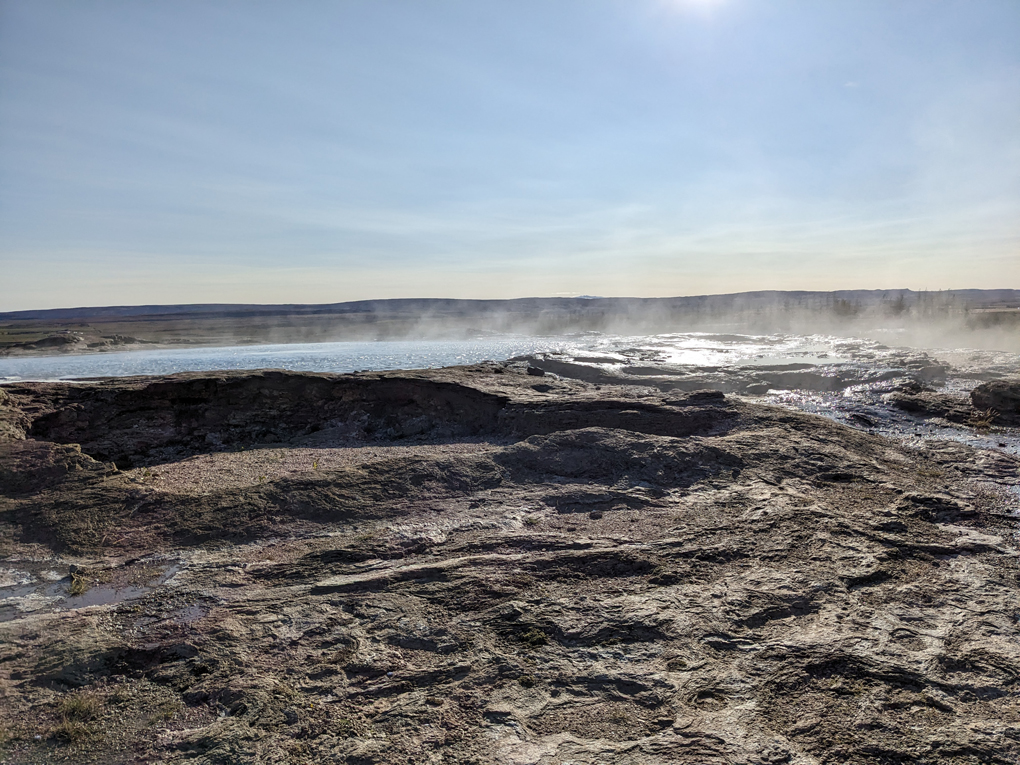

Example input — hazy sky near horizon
[1,0,1018,310]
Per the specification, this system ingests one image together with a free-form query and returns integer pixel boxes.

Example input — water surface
[0,337,569,382]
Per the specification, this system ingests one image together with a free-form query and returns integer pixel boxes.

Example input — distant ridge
[3,289,1017,357]
[3,289,1018,321]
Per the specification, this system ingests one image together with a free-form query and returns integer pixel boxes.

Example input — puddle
[0,562,181,622]
[66,584,153,609]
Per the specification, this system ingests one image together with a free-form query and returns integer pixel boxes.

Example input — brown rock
[0,364,1017,764]
[971,377,1020,423]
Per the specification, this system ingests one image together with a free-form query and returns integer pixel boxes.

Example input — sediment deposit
[1,364,1018,764]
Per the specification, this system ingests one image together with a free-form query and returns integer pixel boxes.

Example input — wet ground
[0,559,181,623]
[764,380,1020,458]
[526,331,1020,465]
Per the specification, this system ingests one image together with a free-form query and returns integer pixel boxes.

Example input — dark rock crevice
[4,368,736,469]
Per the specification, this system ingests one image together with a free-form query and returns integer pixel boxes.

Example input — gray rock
[0,365,1018,763]
[971,377,1020,423]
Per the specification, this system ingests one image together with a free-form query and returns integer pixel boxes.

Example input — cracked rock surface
[0,365,1018,764]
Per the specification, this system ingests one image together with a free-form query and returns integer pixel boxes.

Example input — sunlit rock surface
[1,364,1018,764]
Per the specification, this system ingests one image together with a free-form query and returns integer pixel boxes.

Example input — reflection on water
[585,332,857,368]
[3,331,1018,383]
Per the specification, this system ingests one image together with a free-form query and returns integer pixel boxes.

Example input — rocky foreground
[1,364,1019,764]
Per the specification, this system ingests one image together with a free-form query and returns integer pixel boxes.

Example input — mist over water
[0,337,571,382]
[1,330,1017,383]
[2,328,1018,487]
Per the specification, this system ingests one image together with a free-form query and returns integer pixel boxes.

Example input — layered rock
[972,377,1020,424]
[0,365,1017,764]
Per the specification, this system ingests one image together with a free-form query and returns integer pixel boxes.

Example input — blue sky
[1,0,1018,309]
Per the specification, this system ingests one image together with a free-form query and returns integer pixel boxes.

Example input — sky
[1,0,1018,310]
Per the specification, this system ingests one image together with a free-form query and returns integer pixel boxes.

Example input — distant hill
[1,289,1018,356]
[2,289,1018,322]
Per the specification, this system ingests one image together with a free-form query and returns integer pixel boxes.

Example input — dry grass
[68,569,92,596]
[968,408,999,430]
[50,691,103,746]
[57,691,101,721]
[52,720,91,744]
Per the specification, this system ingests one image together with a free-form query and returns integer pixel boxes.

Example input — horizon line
[4,287,1020,317]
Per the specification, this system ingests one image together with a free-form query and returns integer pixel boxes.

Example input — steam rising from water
[1,330,1017,384]
[0,338,562,382]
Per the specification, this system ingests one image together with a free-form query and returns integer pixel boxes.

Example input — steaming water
[0,332,875,381]
[1,330,1017,464]
[6,331,1013,382]
[572,333,1020,463]
[0,337,570,382]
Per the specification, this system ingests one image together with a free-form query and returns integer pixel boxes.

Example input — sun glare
[658,0,728,18]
